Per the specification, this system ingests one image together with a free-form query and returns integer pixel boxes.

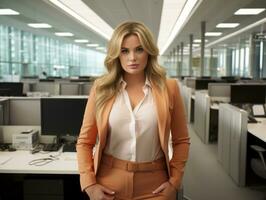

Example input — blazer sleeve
[167,79,190,190]
[76,82,98,191]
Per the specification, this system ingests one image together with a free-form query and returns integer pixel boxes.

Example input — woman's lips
[128,64,139,68]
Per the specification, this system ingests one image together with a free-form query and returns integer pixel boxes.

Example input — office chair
[250,145,266,179]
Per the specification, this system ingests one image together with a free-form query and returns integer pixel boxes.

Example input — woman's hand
[85,184,115,200]
[152,181,176,196]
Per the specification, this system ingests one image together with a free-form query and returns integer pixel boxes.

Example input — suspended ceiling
[0,0,265,55]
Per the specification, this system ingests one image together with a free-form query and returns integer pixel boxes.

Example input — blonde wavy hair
[95,21,166,121]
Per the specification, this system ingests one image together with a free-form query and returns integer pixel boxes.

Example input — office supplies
[8,147,16,152]
[248,115,258,123]
[0,143,9,151]
[28,155,59,166]
[252,104,266,117]
[12,130,39,150]
[42,143,61,152]
[21,129,33,134]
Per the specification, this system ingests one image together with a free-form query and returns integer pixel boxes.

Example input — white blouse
[104,78,164,162]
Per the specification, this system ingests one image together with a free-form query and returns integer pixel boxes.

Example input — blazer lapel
[151,82,169,150]
[97,96,116,146]
[94,95,116,174]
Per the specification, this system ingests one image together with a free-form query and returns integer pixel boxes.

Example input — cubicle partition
[9,97,41,125]
[181,85,193,122]
[184,77,196,89]
[0,98,9,126]
[29,81,93,96]
[80,82,93,95]
[218,103,248,186]
[193,83,231,144]
[194,91,210,143]
[208,83,231,102]
[59,83,81,95]
[31,82,60,96]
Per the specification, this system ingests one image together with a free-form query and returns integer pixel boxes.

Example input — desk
[246,118,266,186]
[0,150,87,200]
[0,151,77,174]
[248,118,266,142]
[210,103,219,110]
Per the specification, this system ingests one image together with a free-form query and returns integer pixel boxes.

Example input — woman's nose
[128,51,137,61]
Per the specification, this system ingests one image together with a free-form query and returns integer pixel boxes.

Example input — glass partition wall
[162,31,266,79]
[0,24,106,81]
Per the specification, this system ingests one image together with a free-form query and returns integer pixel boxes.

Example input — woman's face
[119,34,148,76]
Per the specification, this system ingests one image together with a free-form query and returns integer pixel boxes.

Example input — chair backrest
[250,145,266,179]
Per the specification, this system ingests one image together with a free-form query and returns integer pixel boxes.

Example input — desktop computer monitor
[195,79,217,90]
[0,82,23,96]
[230,85,266,104]
[41,98,87,137]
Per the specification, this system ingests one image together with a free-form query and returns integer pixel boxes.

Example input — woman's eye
[136,47,144,53]
[121,49,129,54]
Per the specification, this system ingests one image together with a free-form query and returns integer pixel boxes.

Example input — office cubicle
[193,83,231,144]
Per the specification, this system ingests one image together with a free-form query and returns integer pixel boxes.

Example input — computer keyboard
[62,143,76,152]
[42,143,61,151]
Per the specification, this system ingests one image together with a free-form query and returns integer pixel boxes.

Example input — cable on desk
[28,152,62,166]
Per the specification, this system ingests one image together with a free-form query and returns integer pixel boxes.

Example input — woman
[77,21,190,200]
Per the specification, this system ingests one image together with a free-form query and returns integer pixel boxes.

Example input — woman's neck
[123,73,146,87]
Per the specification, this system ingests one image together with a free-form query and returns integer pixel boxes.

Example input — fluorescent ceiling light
[28,23,52,28]
[0,9,19,15]
[205,32,222,36]
[157,0,188,51]
[55,32,74,37]
[86,44,99,47]
[74,39,89,43]
[206,18,266,48]
[193,44,200,47]
[216,23,240,28]
[159,0,201,55]
[49,0,113,40]
[96,46,106,50]
[234,8,265,15]
[193,39,208,43]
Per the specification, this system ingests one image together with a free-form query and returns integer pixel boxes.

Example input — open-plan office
[0,0,266,200]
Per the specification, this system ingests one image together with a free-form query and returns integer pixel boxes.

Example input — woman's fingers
[152,182,169,194]
[101,185,115,195]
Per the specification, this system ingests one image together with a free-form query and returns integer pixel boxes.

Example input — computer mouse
[8,147,16,152]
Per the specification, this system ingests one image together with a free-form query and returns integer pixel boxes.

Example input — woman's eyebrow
[121,45,142,49]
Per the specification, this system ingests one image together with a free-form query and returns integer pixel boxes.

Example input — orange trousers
[96,154,176,200]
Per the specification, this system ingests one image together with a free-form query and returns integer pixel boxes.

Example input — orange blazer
[76,78,190,191]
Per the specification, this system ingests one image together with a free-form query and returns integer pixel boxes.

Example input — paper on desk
[252,105,265,116]
[0,155,12,165]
